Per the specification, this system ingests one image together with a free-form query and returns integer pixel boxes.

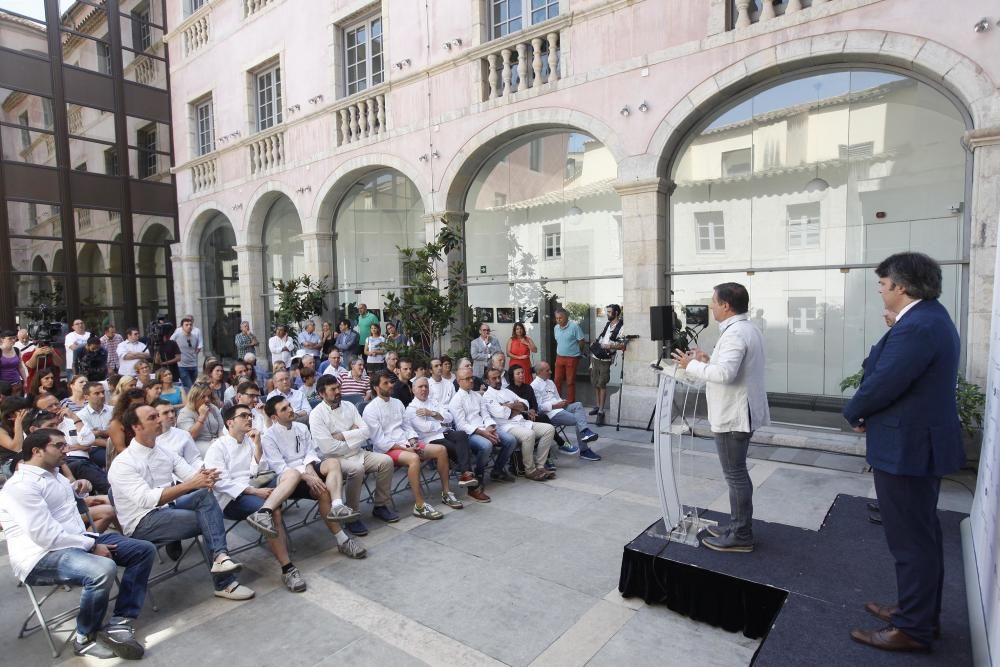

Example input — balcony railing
[191,156,217,192]
[130,55,159,86]
[67,105,83,135]
[248,128,285,175]
[244,0,277,18]
[731,0,831,29]
[335,92,387,146]
[183,14,210,57]
[481,28,561,102]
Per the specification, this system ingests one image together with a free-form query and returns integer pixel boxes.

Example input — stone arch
[440,107,628,212]
[181,202,226,256]
[647,31,995,177]
[312,155,431,230]
[244,181,302,246]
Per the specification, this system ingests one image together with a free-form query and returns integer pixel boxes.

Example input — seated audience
[454,357,486,393]
[483,368,555,481]
[300,367,320,407]
[428,357,455,406]
[30,367,66,401]
[143,380,162,405]
[406,377,488,503]
[362,370,455,519]
[262,396,367,558]
[203,362,227,405]
[111,375,137,407]
[134,361,153,388]
[266,369,311,424]
[152,399,203,468]
[0,396,30,474]
[157,368,185,407]
[108,405,253,601]
[205,404,306,593]
[223,362,251,406]
[61,374,90,412]
[176,382,225,456]
[507,366,568,458]
[532,361,601,461]
[77,381,112,469]
[449,367,516,488]
[107,388,146,469]
[233,381,269,432]
[309,375,397,535]
[34,392,106,493]
[339,358,372,403]
[74,336,108,383]
[0,430,154,660]
[384,351,400,379]
[319,349,344,376]
[391,358,415,406]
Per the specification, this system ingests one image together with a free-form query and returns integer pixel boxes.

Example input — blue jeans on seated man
[130,488,236,591]
[25,533,156,637]
[714,430,753,541]
[469,431,515,481]
[222,491,266,521]
[548,403,593,450]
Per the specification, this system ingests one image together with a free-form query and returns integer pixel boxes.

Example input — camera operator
[64,318,90,380]
[74,337,108,383]
[22,332,64,392]
[154,322,181,379]
[588,304,626,426]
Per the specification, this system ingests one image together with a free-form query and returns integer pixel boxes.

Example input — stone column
[965,126,1000,388]
[233,244,266,348]
[298,230,336,321]
[612,178,671,427]
[169,249,202,324]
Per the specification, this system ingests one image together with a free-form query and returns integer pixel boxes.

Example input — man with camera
[22,332,64,391]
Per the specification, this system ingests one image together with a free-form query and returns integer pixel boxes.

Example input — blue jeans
[178,366,199,390]
[222,493,265,521]
[130,488,236,591]
[466,433,494,481]
[549,403,591,450]
[470,431,515,482]
[25,533,156,636]
[714,431,753,540]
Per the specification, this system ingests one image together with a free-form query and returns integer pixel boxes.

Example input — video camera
[27,304,65,348]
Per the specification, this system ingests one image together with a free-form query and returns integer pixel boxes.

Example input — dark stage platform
[618,494,972,666]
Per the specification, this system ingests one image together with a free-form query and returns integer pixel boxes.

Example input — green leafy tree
[383,225,465,364]
[271,275,333,342]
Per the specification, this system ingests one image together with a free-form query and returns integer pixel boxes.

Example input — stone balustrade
[132,55,158,86]
[244,0,276,18]
[731,0,832,29]
[248,128,285,175]
[335,92,387,146]
[191,157,217,192]
[67,105,82,135]
[183,14,210,56]
[482,28,561,102]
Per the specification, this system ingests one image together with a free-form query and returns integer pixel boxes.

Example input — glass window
[75,207,121,240]
[465,131,622,368]
[137,123,158,178]
[255,64,282,132]
[131,6,153,52]
[195,99,214,156]
[670,69,969,400]
[262,196,304,336]
[200,213,240,363]
[490,0,559,39]
[188,0,208,15]
[530,0,559,24]
[104,147,119,176]
[97,38,112,75]
[344,16,383,96]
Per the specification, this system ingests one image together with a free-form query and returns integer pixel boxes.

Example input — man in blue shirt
[552,308,587,404]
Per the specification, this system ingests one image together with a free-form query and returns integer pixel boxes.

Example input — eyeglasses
[242,393,261,398]
[233,413,252,420]
[481,329,490,332]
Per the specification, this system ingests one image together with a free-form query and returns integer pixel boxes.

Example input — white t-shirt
[64,330,90,371]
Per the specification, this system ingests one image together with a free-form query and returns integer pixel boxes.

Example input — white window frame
[720,148,752,177]
[344,14,384,96]
[695,212,726,253]
[255,64,282,132]
[97,38,112,75]
[543,226,562,259]
[489,0,559,40]
[137,123,158,179]
[133,5,152,51]
[195,98,214,156]
[788,297,819,335]
[18,111,30,148]
[185,0,207,17]
[786,203,821,250]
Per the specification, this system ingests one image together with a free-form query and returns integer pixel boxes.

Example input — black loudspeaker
[649,305,673,342]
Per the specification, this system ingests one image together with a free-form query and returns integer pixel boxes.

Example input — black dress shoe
[850,626,930,653]
[868,512,882,525]
[866,501,880,512]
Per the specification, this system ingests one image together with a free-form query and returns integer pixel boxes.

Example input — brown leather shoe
[468,488,491,503]
[850,626,930,653]
[864,603,940,638]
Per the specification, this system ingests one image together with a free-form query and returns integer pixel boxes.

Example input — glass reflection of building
[0,1,177,335]
[670,70,968,399]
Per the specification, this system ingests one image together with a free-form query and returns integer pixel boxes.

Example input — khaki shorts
[590,357,612,388]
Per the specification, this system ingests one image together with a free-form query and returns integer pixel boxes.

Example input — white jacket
[683,313,770,434]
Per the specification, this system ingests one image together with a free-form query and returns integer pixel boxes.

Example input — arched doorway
[463,130,623,393]
[137,223,172,326]
[668,68,969,411]
[261,195,304,337]
[332,169,424,326]
[199,212,239,364]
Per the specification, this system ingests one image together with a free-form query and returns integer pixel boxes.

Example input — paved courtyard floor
[0,424,977,666]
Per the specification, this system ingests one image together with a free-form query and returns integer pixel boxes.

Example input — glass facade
[263,195,304,337]
[670,69,968,399]
[0,0,177,337]
[199,213,239,364]
[465,131,623,382]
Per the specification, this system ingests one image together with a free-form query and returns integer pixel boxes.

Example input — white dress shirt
[893,299,922,323]
[156,426,204,468]
[483,386,529,431]
[428,376,455,405]
[404,397,451,441]
[268,335,295,367]
[448,387,496,434]
[363,397,417,453]
[108,439,197,536]
[204,433,261,509]
[116,340,149,378]
[267,387,310,414]
[322,365,346,378]
[59,415,95,459]
[262,421,318,474]
[308,400,370,461]
[0,466,96,581]
[77,403,113,434]
[683,313,771,434]
[530,377,565,417]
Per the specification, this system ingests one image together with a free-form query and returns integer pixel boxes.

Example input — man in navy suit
[844,252,965,653]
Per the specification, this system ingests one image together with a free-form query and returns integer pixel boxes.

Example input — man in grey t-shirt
[172,317,201,389]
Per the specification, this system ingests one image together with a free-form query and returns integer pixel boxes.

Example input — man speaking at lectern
[844,252,964,654]
[671,282,769,553]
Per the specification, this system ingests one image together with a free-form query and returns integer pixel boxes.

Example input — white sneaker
[214,581,255,600]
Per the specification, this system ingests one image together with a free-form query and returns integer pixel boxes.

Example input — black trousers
[430,430,472,473]
[66,456,111,495]
[873,468,943,646]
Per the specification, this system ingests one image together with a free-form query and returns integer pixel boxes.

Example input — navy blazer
[843,299,964,477]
